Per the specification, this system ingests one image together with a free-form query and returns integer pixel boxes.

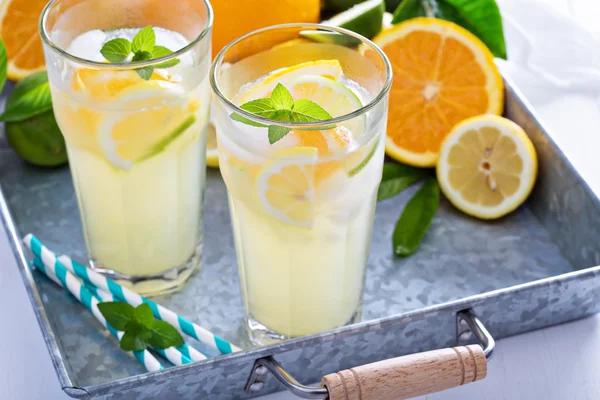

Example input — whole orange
[210,0,320,58]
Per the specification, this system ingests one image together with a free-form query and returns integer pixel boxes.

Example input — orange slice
[373,17,504,167]
[0,0,48,80]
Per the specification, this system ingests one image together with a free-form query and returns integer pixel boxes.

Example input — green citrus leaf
[393,177,439,256]
[0,72,53,122]
[392,0,506,59]
[377,163,426,200]
[0,38,7,94]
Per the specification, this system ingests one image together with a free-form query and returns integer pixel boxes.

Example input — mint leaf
[392,0,506,59]
[133,51,154,80]
[134,303,154,329]
[152,45,173,58]
[290,99,332,122]
[240,98,276,117]
[0,38,7,94]
[97,302,135,331]
[230,113,269,127]
[155,59,180,69]
[148,320,184,349]
[0,75,52,122]
[393,177,439,256]
[132,26,156,53]
[120,330,150,351]
[132,51,153,62]
[271,83,294,110]
[268,125,292,144]
[152,45,180,69]
[378,163,426,200]
[100,38,132,63]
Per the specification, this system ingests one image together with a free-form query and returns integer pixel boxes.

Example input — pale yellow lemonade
[215,46,386,338]
[49,28,210,293]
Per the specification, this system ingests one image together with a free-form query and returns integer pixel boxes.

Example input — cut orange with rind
[373,17,504,167]
[436,115,537,220]
[0,0,48,80]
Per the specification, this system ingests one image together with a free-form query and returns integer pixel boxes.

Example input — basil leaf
[268,125,292,144]
[230,112,269,127]
[393,177,439,256]
[97,302,135,331]
[120,331,150,351]
[392,0,506,59]
[271,83,294,110]
[148,320,185,349]
[378,163,426,200]
[100,38,132,63]
[291,99,332,122]
[0,73,53,122]
[132,26,156,53]
[0,38,7,94]
[134,303,154,329]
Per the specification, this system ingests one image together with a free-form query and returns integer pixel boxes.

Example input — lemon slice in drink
[239,60,343,102]
[100,80,199,169]
[256,147,318,227]
[436,115,538,220]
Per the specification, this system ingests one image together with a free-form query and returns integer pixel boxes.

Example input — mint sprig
[231,83,333,144]
[98,302,184,351]
[100,26,180,80]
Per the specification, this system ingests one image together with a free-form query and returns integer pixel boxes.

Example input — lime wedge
[383,12,394,29]
[322,0,386,39]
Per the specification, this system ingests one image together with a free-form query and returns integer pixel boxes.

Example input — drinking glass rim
[39,0,214,69]
[210,23,393,128]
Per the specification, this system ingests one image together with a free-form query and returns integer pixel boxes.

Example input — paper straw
[83,281,206,363]
[29,257,163,372]
[24,234,241,354]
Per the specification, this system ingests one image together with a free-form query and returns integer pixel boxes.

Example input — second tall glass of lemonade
[211,25,392,342]
[40,0,213,295]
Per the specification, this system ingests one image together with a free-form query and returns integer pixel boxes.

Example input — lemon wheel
[436,115,537,220]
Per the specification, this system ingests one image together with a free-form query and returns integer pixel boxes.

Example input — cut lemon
[99,81,198,169]
[206,121,219,168]
[373,18,504,167]
[239,60,343,102]
[436,115,537,220]
[257,147,318,227]
[0,0,47,80]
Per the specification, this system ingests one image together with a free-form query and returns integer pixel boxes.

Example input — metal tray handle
[246,309,494,399]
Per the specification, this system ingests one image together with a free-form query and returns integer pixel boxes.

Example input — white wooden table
[2,0,600,398]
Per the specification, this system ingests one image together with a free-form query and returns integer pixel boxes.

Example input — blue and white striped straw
[83,281,206,363]
[29,257,163,372]
[24,234,241,354]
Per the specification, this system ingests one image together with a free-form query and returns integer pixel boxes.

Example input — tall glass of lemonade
[40,0,213,295]
[211,24,392,343]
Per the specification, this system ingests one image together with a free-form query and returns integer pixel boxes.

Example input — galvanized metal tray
[2,75,600,399]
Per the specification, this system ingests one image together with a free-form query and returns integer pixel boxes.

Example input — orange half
[0,0,48,80]
[374,17,504,167]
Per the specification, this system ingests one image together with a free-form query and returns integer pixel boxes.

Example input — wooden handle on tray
[321,344,487,400]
